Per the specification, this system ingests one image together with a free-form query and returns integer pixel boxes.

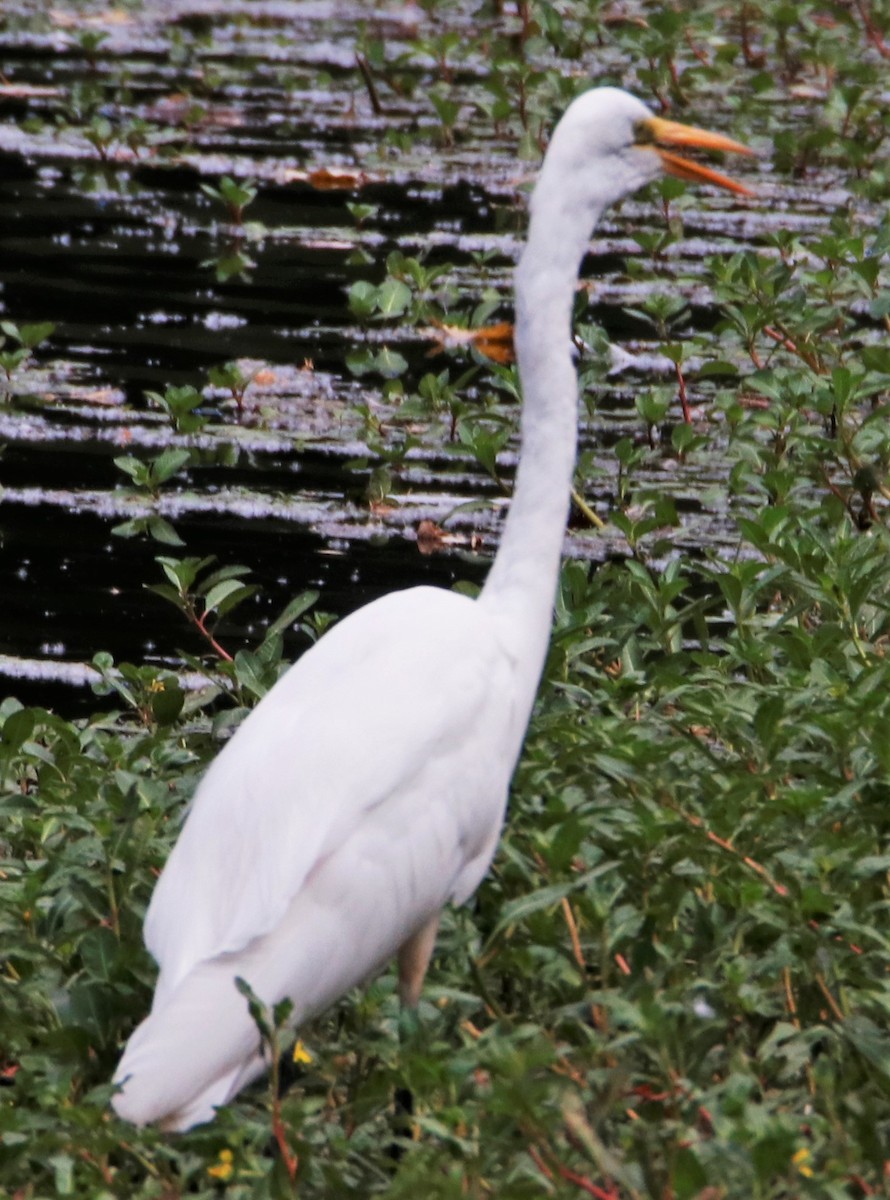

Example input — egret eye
[633,118,657,146]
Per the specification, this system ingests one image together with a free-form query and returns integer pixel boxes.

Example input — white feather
[114,587,523,1127]
[111,86,748,1131]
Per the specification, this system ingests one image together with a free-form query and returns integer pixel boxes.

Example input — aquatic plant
[201,176,258,228]
[0,320,54,388]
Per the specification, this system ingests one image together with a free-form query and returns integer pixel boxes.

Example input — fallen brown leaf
[424,319,514,364]
[416,519,446,555]
[279,166,370,190]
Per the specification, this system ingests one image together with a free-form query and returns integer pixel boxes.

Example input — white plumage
[112,87,750,1130]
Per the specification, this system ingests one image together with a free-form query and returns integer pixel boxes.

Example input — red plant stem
[561,897,585,970]
[528,1145,619,1199]
[763,325,797,354]
[272,1109,299,1186]
[675,360,692,424]
[195,612,234,662]
[553,1161,619,1199]
[662,797,789,898]
[763,325,823,372]
[853,0,890,56]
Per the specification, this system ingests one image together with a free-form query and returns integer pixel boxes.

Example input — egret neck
[480,162,606,686]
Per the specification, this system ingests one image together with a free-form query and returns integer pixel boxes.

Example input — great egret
[112,87,751,1130]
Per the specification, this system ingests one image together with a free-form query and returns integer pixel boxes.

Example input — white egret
[112,87,751,1130]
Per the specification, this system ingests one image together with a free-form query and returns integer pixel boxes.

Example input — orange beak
[641,115,755,196]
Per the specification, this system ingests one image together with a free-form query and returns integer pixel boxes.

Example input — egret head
[532,86,752,229]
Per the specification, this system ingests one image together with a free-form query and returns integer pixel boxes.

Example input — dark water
[0,11,506,706]
[0,4,853,709]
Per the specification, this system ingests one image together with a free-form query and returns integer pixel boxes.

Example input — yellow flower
[207,1148,234,1181]
[792,1147,814,1178]
[293,1039,313,1065]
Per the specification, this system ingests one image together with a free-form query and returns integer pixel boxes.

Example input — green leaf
[1,707,36,753]
[265,590,320,640]
[150,679,185,726]
[348,280,379,320]
[235,976,271,1038]
[373,346,408,378]
[844,1014,890,1084]
[674,1146,708,1200]
[376,278,411,317]
[113,455,145,482]
[273,996,294,1027]
[48,1154,74,1196]
[147,582,186,610]
[233,648,274,701]
[492,870,598,937]
[151,448,192,483]
[146,516,185,546]
[203,579,257,618]
[79,928,120,983]
[18,321,55,349]
[66,981,114,1041]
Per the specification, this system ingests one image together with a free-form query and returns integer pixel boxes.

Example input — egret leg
[397,913,440,1010]
[390,913,440,1158]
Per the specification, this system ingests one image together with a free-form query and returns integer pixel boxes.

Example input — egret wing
[144,585,518,1002]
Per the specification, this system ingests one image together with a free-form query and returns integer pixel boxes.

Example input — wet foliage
[2,0,890,1197]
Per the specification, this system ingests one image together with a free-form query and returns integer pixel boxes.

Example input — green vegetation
[2,1,890,1197]
[0,321,55,388]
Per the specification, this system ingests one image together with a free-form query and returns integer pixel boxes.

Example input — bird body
[113,87,751,1130]
[114,586,534,1128]
[145,585,525,1003]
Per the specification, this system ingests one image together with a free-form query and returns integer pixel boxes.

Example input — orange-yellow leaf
[279,166,370,190]
[424,319,514,363]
